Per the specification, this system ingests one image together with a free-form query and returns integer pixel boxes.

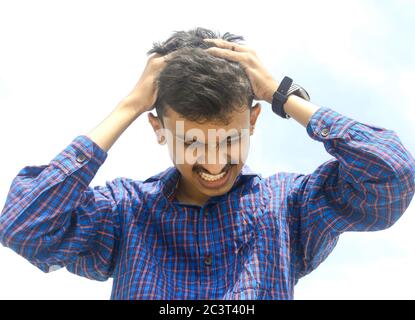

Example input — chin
[199,183,233,197]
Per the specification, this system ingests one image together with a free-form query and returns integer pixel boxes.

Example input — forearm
[283,94,320,128]
[265,82,320,128]
[86,96,145,152]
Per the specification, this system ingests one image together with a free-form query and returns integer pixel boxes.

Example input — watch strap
[272,76,293,119]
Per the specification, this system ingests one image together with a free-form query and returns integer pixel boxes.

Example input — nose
[197,146,228,175]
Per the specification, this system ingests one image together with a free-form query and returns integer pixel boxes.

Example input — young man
[0,28,414,299]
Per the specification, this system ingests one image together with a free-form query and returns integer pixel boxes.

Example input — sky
[0,0,414,299]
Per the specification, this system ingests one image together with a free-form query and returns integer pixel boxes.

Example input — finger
[203,38,249,52]
[149,52,163,59]
[205,46,247,64]
[162,51,176,61]
[161,51,180,64]
[150,52,176,64]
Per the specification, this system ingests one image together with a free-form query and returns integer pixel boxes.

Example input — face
[148,103,261,204]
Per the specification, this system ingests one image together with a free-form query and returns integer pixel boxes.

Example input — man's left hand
[203,38,278,104]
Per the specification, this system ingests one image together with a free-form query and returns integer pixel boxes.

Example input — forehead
[163,107,250,134]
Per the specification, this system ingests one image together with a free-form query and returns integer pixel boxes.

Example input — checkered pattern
[1,107,414,299]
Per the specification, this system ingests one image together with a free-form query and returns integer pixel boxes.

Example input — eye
[184,140,203,147]
[226,136,240,146]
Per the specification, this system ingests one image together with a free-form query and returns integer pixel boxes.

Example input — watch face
[272,78,310,118]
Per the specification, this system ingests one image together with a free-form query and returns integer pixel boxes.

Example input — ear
[148,112,166,145]
[249,102,261,135]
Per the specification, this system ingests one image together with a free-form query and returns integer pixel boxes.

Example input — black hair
[147,27,254,124]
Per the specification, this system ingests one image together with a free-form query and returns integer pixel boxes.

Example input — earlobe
[157,131,167,145]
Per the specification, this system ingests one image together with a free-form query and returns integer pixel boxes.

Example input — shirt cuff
[306,107,358,141]
[49,135,108,184]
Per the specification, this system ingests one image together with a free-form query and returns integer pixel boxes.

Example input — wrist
[264,81,279,104]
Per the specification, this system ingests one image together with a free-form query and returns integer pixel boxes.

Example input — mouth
[195,164,233,189]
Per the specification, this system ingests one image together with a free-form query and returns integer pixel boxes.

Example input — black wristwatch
[271,76,310,119]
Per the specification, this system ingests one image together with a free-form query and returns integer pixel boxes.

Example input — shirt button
[204,255,212,266]
[320,128,330,137]
[76,153,87,163]
[203,210,208,218]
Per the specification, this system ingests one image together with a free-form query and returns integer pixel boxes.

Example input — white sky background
[0,0,414,299]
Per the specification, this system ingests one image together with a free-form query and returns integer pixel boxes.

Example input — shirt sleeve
[287,107,415,283]
[0,135,124,281]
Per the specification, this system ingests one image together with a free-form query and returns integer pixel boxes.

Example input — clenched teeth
[198,170,227,182]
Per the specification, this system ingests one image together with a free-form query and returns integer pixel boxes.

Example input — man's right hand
[85,52,175,153]
[126,52,175,114]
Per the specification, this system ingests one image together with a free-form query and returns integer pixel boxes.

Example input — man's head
[147,27,261,203]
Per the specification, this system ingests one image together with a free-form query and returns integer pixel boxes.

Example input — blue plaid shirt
[1,107,414,299]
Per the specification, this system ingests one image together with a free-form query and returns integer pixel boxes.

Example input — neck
[175,176,209,207]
